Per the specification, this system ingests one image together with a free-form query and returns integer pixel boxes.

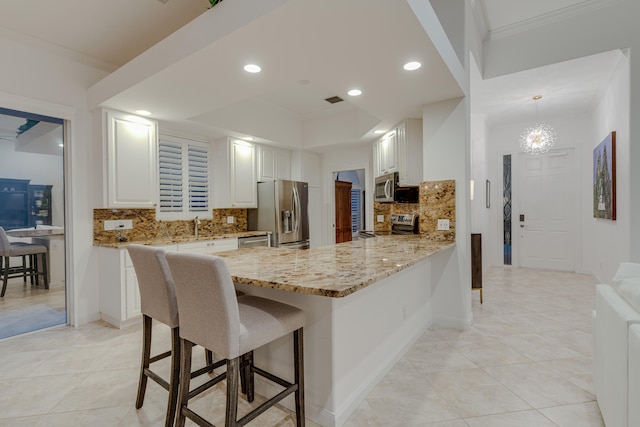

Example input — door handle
[520,224,525,228]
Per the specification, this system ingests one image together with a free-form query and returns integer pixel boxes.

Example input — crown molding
[468,0,489,41]
[0,27,118,73]
[486,0,624,41]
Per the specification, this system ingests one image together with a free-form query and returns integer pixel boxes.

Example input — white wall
[469,113,490,273]
[423,97,472,328]
[0,34,109,325]
[583,53,630,282]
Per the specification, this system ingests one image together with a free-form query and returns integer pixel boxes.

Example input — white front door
[518,148,576,271]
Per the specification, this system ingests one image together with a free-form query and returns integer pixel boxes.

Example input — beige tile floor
[0,267,604,426]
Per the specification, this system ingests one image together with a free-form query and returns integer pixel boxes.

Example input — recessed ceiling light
[243,136,254,141]
[347,89,362,96]
[244,64,261,73]
[135,110,151,116]
[374,130,387,134]
[403,61,422,71]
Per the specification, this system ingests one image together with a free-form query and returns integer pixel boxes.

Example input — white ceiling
[0,0,622,149]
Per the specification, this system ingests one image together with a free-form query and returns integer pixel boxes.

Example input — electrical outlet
[227,216,234,224]
[104,219,133,231]
[437,219,450,231]
[377,215,384,223]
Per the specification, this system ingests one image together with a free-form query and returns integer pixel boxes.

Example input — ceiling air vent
[324,96,344,104]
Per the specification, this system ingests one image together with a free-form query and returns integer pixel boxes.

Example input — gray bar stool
[0,226,48,297]
[166,252,306,427]
[127,245,225,427]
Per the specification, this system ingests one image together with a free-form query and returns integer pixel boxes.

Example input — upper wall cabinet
[396,118,423,186]
[257,145,291,182]
[291,150,320,188]
[374,118,423,186]
[104,110,158,208]
[375,130,398,176]
[213,138,257,208]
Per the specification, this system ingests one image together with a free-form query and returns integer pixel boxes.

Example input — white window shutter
[158,136,210,217]
[188,144,209,212]
[158,140,183,212]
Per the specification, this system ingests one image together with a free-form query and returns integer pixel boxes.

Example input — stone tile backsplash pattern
[95,180,455,244]
[374,179,455,242]
[93,208,247,244]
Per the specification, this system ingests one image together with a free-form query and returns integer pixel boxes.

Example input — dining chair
[166,252,305,427]
[0,226,48,297]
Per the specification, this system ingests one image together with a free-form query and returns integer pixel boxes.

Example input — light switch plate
[437,219,450,231]
[227,216,234,224]
[377,215,384,223]
[104,219,133,230]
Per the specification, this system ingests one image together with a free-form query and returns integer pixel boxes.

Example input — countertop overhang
[218,235,455,298]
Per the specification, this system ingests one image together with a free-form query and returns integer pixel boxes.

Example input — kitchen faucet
[194,216,201,237]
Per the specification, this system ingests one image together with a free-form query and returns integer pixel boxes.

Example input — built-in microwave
[374,172,419,203]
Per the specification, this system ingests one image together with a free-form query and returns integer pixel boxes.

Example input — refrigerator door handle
[292,185,300,234]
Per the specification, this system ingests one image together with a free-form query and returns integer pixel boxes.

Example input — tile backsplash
[374,179,455,242]
[93,208,247,244]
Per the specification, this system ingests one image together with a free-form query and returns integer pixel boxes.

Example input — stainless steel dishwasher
[237,234,271,248]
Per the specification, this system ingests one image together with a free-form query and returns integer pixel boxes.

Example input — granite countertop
[93,231,270,248]
[217,235,455,298]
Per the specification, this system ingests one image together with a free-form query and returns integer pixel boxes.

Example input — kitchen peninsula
[217,235,455,427]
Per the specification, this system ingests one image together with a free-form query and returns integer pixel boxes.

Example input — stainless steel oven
[390,213,419,234]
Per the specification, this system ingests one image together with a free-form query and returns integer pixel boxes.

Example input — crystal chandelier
[520,95,556,155]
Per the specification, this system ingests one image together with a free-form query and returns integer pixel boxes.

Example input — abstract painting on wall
[593,131,616,220]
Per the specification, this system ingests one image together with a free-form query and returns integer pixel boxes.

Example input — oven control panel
[390,214,417,226]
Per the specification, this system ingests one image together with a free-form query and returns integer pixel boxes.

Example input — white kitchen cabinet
[396,118,423,186]
[375,130,398,177]
[98,238,237,329]
[214,138,257,208]
[291,150,320,188]
[258,145,291,181]
[98,244,178,328]
[373,119,423,185]
[178,238,238,254]
[104,109,158,208]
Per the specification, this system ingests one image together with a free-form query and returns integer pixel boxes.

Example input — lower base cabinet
[98,238,238,328]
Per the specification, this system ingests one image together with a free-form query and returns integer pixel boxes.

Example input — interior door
[518,149,576,271]
[335,180,352,243]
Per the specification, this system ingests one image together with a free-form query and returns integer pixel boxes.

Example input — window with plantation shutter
[158,135,211,219]
[351,188,362,233]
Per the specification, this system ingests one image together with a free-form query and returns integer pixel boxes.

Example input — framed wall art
[593,131,616,220]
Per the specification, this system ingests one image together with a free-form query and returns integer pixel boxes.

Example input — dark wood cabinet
[335,180,353,243]
[0,179,52,230]
[28,185,53,228]
[471,233,483,303]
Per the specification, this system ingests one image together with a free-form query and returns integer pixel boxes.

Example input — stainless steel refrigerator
[248,180,310,249]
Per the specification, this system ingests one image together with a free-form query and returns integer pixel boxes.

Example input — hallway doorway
[0,107,67,338]
[333,169,365,243]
